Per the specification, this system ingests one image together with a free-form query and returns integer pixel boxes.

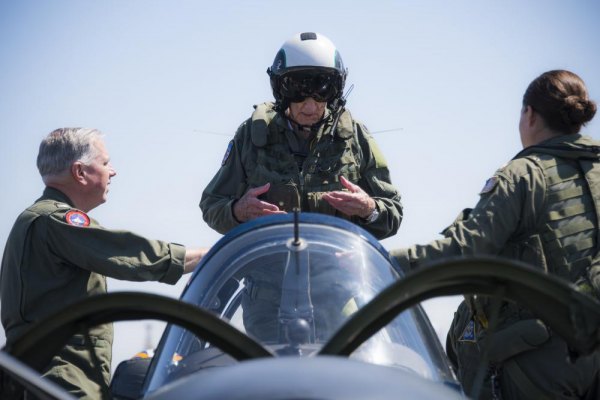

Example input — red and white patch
[65,210,90,227]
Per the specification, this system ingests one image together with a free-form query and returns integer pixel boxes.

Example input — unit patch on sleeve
[65,210,90,227]
[221,140,234,166]
[479,176,498,194]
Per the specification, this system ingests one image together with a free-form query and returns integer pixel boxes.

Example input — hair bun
[524,70,595,134]
[562,95,597,125]
[583,98,598,121]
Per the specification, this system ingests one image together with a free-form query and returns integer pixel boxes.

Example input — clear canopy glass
[144,214,454,393]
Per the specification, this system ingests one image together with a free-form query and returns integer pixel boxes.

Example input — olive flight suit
[0,187,186,399]
[392,134,600,399]
[200,102,403,341]
[200,102,402,240]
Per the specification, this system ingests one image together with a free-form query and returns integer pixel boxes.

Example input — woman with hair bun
[391,70,600,399]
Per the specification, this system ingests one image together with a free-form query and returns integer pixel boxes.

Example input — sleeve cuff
[160,243,186,284]
[389,248,412,273]
[231,199,242,224]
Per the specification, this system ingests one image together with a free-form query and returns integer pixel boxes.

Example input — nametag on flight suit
[65,210,90,227]
[458,319,477,342]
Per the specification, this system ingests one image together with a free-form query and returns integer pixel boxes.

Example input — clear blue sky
[1,0,599,371]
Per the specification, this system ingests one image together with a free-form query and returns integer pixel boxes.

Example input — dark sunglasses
[280,73,339,103]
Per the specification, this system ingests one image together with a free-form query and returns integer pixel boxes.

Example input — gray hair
[37,128,104,178]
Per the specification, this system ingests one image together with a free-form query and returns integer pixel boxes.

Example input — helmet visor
[280,71,340,103]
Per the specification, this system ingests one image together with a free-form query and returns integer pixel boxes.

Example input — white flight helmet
[267,32,347,111]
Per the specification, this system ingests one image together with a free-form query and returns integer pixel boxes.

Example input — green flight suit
[391,133,600,399]
[200,102,402,341]
[200,102,403,240]
[0,187,186,399]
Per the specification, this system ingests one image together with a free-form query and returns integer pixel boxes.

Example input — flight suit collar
[516,134,600,161]
[39,186,75,207]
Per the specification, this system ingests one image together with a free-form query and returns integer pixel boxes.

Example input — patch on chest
[458,319,477,342]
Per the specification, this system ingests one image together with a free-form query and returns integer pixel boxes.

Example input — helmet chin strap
[323,84,353,142]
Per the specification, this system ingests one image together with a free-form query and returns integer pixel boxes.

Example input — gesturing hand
[321,176,376,219]
[233,183,287,222]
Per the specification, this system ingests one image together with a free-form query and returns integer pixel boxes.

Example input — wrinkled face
[82,139,116,209]
[288,97,327,126]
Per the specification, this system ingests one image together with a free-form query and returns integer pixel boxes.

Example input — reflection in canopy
[145,214,453,393]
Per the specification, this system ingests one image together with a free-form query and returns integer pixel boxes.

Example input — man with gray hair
[0,128,207,399]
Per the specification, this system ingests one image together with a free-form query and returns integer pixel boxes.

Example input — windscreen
[144,218,453,393]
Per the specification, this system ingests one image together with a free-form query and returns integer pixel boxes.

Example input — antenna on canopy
[293,208,301,246]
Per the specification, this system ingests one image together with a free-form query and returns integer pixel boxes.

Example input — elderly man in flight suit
[1,128,207,399]
[200,32,402,238]
[200,32,403,341]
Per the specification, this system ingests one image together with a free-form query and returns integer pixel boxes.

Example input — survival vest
[517,139,600,287]
[243,102,364,220]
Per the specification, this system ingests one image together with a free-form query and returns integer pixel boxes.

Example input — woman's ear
[524,105,537,128]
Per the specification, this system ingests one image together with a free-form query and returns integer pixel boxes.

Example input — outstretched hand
[321,176,376,219]
[233,183,287,222]
[184,247,210,273]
